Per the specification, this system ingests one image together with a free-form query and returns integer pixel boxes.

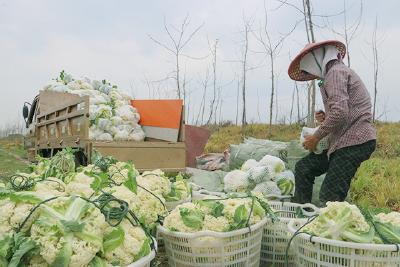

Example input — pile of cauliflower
[222,154,295,197]
[302,201,400,244]
[0,151,190,267]
[43,70,145,142]
[163,196,271,233]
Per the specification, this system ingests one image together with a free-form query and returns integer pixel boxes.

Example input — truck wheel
[74,150,87,167]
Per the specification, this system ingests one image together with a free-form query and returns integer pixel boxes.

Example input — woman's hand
[303,135,320,152]
[315,110,325,123]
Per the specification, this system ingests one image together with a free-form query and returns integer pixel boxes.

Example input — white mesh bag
[300,127,329,154]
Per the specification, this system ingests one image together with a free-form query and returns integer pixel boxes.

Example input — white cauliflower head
[137,169,171,196]
[223,170,249,193]
[65,172,95,198]
[30,197,107,267]
[103,220,151,266]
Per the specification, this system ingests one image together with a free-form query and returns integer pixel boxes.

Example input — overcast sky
[1,0,399,127]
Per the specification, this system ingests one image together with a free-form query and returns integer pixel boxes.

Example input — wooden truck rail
[29,90,186,172]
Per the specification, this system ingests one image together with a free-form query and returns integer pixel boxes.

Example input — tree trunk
[176,53,181,99]
[207,40,218,124]
[268,53,274,135]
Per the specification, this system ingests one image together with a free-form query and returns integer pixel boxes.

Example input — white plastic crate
[288,219,400,267]
[158,218,268,267]
[126,240,157,267]
[261,202,319,267]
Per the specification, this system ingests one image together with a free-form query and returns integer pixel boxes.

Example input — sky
[0,0,399,127]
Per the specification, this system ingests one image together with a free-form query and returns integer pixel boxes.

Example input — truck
[22,90,186,172]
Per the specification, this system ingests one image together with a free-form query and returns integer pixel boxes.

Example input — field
[1,122,399,212]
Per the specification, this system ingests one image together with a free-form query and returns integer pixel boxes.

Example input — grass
[205,124,301,153]
[350,158,400,211]
[0,135,30,177]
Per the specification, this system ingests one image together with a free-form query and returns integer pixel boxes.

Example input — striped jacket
[314,60,376,156]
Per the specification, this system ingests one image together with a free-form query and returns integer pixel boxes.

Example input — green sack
[189,170,227,192]
[229,139,288,170]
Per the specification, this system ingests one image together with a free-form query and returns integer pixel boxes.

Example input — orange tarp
[131,100,183,129]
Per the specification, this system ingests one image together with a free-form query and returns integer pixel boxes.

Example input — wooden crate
[90,141,186,172]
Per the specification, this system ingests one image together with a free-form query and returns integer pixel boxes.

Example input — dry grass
[205,124,301,153]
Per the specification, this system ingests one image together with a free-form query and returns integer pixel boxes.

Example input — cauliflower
[137,169,171,196]
[0,198,16,236]
[223,170,249,193]
[34,178,66,197]
[221,198,265,226]
[164,173,190,202]
[202,215,230,232]
[103,220,151,266]
[133,188,168,227]
[252,181,282,196]
[1,187,64,238]
[30,197,107,267]
[247,166,271,184]
[303,201,374,243]
[373,211,400,244]
[258,155,285,175]
[164,203,204,233]
[241,159,259,172]
[108,162,139,185]
[275,170,295,195]
[65,172,95,198]
[164,197,268,233]
[28,255,49,267]
[375,212,400,226]
[105,185,138,210]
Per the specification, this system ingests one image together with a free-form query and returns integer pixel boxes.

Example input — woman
[288,40,376,206]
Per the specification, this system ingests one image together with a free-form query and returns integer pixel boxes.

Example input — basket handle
[299,203,319,217]
[287,219,306,234]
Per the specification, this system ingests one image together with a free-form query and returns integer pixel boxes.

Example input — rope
[285,215,318,267]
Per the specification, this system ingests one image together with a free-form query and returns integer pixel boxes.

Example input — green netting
[286,140,309,171]
[189,170,227,192]
[229,138,288,170]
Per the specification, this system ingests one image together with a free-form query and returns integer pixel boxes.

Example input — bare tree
[149,15,204,99]
[235,76,240,125]
[289,85,295,124]
[240,18,251,126]
[328,0,363,67]
[195,70,210,125]
[371,16,379,122]
[206,39,218,124]
[303,0,317,127]
[295,81,301,123]
[253,1,297,134]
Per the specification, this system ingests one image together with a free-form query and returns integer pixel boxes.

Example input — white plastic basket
[288,219,400,267]
[261,202,319,267]
[165,195,192,211]
[158,218,268,267]
[126,240,157,267]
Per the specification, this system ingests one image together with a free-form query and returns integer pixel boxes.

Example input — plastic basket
[126,240,157,267]
[288,219,400,267]
[261,202,319,267]
[158,218,269,267]
[165,195,192,211]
